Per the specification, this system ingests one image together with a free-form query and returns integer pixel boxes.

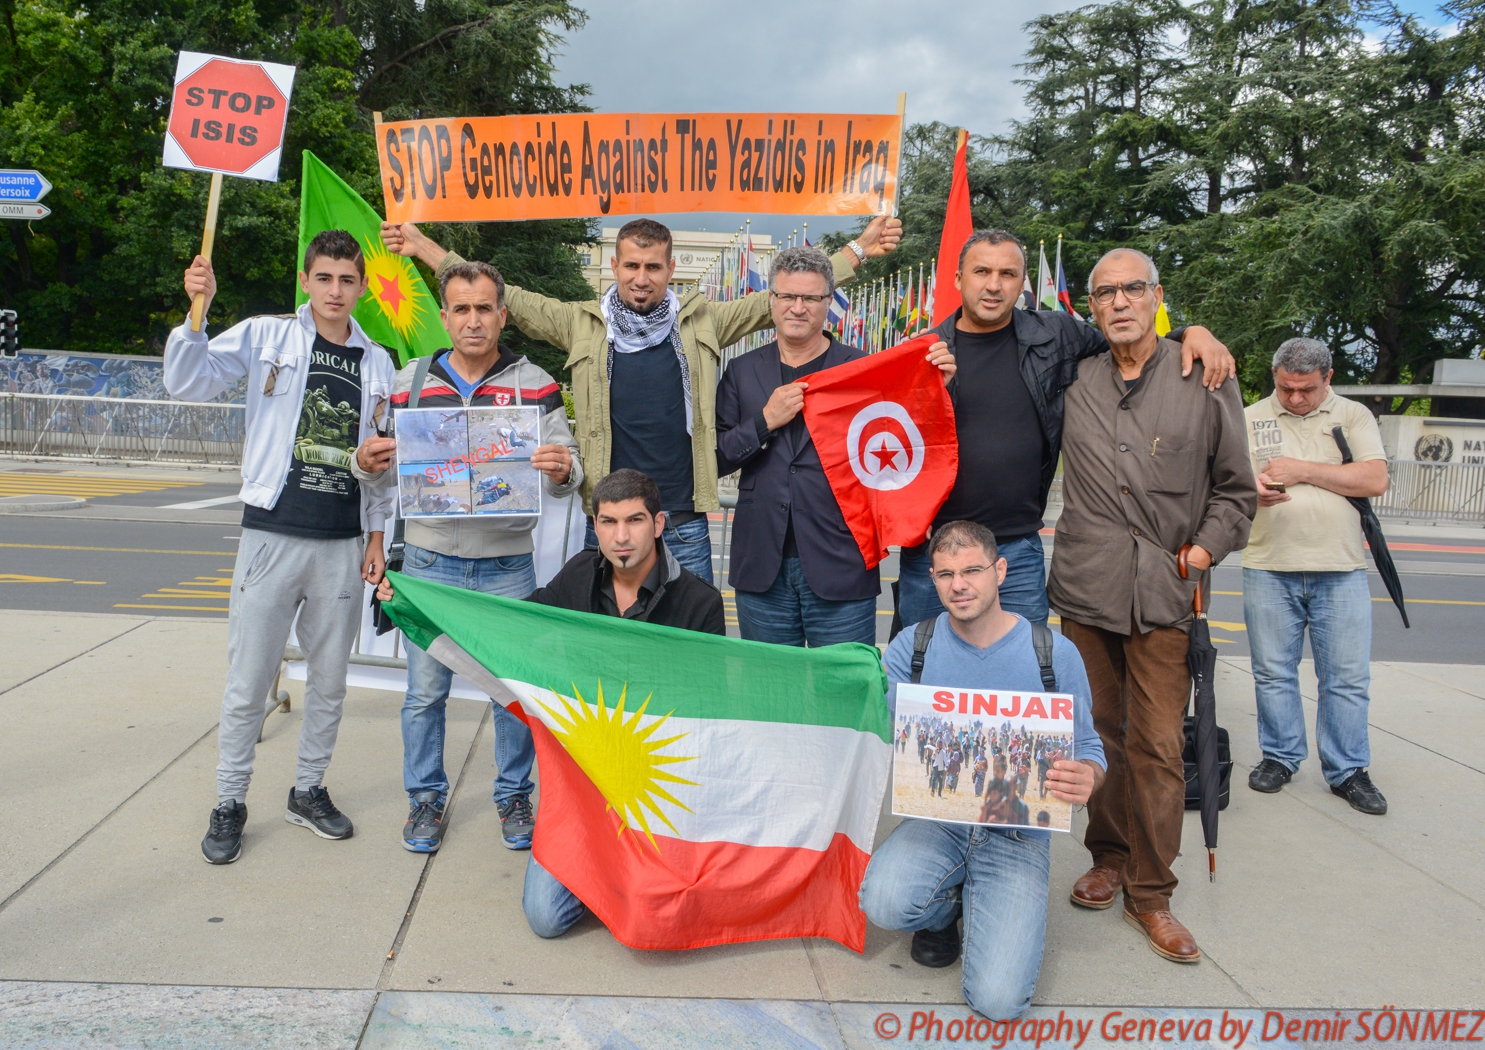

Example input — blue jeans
[860,818,1050,1020]
[585,514,713,584]
[898,532,1048,627]
[1243,567,1372,786]
[523,855,586,938]
[401,545,537,807]
[733,556,878,646]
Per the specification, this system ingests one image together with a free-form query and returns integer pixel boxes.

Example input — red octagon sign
[166,59,289,175]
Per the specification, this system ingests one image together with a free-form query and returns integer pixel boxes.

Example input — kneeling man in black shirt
[522,468,723,936]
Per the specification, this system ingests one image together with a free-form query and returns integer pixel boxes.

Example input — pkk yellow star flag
[296,151,449,366]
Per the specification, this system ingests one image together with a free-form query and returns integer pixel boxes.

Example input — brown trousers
[1062,617,1191,913]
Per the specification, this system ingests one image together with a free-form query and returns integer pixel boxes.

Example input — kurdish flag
[297,151,450,366]
[383,571,893,952]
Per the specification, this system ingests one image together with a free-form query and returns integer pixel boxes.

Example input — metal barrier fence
[0,392,245,463]
[1376,459,1485,523]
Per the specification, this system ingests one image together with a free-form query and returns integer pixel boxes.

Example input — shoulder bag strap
[1031,621,1057,692]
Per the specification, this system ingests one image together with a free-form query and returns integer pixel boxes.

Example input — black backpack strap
[910,618,937,685]
[1031,621,1057,693]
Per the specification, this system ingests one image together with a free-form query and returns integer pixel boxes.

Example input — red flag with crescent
[802,334,958,569]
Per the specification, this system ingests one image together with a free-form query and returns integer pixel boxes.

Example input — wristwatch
[846,240,867,263]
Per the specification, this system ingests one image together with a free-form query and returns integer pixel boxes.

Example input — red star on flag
[869,439,900,472]
[377,274,407,316]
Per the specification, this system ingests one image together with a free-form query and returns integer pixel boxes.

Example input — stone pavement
[0,609,1480,1049]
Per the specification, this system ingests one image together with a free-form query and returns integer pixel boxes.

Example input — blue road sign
[0,170,52,203]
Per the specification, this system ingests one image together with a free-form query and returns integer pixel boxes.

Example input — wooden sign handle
[189,171,224,332]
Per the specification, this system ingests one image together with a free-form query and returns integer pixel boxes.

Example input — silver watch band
[846,240,866,263]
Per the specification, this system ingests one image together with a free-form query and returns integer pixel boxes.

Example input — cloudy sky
[550,0,1083,242]
[550,0,1452,243]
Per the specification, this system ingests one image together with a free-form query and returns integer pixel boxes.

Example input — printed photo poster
[395,405,542,519]
[892,683,1077,833]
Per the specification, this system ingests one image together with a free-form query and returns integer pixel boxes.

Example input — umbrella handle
[1177,544,1205,616]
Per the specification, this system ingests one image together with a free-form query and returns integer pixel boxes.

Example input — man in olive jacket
[381,216,900,583]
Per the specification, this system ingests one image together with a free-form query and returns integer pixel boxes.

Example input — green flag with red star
[296,151,449,366]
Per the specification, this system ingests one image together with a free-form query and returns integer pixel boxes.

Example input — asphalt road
[2,465,1483,661]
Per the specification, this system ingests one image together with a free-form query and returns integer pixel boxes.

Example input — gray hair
[1272,337,1333,375]
[769,245,835,297]
[1087,248,1159,294]
[439,260,505,308]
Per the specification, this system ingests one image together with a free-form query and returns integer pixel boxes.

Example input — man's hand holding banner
[803,334,958,569]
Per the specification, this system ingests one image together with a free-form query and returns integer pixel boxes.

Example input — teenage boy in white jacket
[167,230,397,865]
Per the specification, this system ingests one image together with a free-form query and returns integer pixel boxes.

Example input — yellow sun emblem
[539,681,697,852]
[360,238,432,338]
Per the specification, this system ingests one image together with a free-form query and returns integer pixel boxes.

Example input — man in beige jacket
[382,215,899,583]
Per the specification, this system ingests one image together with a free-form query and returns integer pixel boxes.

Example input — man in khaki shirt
[1049,248,1255,966]
[1243,338,1390,816]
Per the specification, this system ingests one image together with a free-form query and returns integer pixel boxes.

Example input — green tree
[0,0,595,378]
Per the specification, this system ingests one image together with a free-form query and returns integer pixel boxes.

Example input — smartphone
[1268,480,1286,493]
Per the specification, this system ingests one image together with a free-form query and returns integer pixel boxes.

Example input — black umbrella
[1179,545,1220,882]
[1332,426,1410,628]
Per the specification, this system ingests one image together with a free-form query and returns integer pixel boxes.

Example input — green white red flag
[383,571,892,951]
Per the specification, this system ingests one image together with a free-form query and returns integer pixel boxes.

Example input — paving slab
[0,610,148,693]
[0,981,376,1050]
[0,680,484,989]
[0,617,226,902]
[385,716,830,1000]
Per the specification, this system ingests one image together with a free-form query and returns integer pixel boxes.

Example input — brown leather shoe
[1123,907,1201,963]
[1070,865,1122,910]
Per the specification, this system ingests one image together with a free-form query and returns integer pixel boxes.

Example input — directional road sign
[0,170,52,203]
[0,202,50,220]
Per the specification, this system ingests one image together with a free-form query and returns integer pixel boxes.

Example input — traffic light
[0,310,17,356]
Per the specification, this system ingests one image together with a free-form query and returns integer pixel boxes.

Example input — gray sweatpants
[217,528,364,804]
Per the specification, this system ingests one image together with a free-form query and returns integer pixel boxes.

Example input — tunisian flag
[803,334,958,569]
[931,128,973,326]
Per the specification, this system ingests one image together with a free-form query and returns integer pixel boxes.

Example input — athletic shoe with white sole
[202,800,247,864]
[285,786,354,840]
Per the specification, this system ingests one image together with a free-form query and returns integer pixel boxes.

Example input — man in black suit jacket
[715,246,955,646]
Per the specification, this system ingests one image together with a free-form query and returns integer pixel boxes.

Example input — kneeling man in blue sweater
[861,520,1107,1019]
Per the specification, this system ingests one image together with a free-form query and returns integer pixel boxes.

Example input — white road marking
[160,494,242,510]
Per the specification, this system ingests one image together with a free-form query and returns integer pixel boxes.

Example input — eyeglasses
[1090,280,1152,306]
[770,292,829,306]
[931,565,993,584]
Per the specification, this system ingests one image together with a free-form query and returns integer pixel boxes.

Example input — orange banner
[377,112,903,224]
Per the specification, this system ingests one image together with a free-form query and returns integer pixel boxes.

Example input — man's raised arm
[709,215,902,347]
[381,221,578,351]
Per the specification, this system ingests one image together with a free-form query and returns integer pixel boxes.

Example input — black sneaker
[497,794,535,850]
[285,786,354,839]
[1248,758,1293,793]
[910,922,962,968]
[202,800,246,865]
[403,791,446,853]
[1331,769,1388,815]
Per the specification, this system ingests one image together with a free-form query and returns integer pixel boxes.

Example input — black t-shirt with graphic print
[241,335,364,539]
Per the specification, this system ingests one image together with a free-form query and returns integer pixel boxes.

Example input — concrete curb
[0,494,87,513]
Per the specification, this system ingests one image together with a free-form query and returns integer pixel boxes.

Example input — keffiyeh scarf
[600,284,693,435]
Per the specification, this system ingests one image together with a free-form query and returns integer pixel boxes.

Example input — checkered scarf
[600,284,692,435]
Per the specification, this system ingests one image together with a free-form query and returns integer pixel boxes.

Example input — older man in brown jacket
[1048,248,1256,964]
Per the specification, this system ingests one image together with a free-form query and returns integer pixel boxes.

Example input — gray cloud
[552,0,1082,242]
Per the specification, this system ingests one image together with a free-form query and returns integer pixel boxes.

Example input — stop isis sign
[163,52,296,182]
